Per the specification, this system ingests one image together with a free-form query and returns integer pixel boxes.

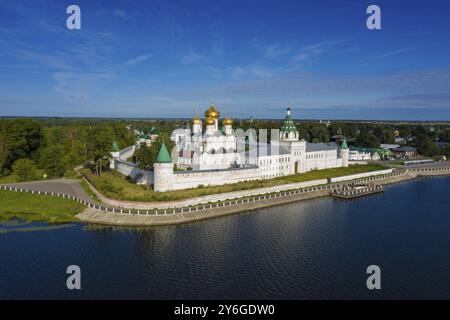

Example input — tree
[398,126,413,138]
[135,133,176,169]
[6,118,43,165]
[444,145,450,157]
[438,129,450,142]
[110,122,136,148]
[342,123,358,139]
[87,125,114,175]
[415,133,438,156]
[44,126,68,146]
[12,158,38,182]
[39,145,68,178]
[308,124,329,143]
[297,126,309,141]
[0,120,10,175]
[134,144,154,170]
[354,129,381,148]
[373,126,395,144]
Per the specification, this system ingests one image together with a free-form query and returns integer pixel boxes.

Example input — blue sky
[0,0,450,120]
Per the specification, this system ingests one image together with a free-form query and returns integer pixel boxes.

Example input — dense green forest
[0,118,136,181]
[1,117,449,183]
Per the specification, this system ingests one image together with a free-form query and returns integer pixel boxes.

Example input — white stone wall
[110,145,152,185]
[118,145,136,161]
[170,166,260,190]
[305,150,340,171]
[258,154,291,179]
[115,160,151,185]
[329,169,393,183]
[115,160,135,176]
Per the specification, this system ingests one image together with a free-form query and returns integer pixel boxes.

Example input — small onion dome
[192,114,201,124]
[205,104,220,119]
[223,117,233,126]
[205,117,215,125]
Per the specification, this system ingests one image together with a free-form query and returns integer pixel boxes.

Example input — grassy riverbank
[80,164,387,202]
[0,189,85,223]
[0,175,18,184]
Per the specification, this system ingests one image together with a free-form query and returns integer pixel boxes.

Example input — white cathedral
[151,103,349,192]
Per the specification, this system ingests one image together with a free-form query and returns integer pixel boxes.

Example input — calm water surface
[1,176,450,299]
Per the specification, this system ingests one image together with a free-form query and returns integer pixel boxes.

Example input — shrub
[12,159,38,182]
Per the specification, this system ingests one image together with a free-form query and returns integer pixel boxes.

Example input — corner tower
[153,141,174,192]
[340,138,349,167]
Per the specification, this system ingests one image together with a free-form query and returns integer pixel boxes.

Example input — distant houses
[394,136,414,144]
[136,127,159,146]
[349,147,376,161]
[380,144,400,150]
[348,143,418,161]
[379,144,417,159]
[393,146,417,159]
[436,141,450,149]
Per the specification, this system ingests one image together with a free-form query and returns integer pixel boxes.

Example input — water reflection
[1,177,450,299]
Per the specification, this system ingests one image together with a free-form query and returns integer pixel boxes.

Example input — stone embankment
[2,165,450,227]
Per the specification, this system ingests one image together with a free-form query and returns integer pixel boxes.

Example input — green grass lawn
[0,189,85,223]
[80,164,387,202]
[0,175,18,184]
[79,179,101,203]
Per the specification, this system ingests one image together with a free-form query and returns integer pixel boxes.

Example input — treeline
[239,119,450,157]
[0,118,136,181]
[238,120,387,144]
[133,118,450,158]
[1,117,449,183]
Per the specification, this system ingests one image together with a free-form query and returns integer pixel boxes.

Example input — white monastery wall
[171,166,260,190]
[329,169,393,183]
[305,150,341,171]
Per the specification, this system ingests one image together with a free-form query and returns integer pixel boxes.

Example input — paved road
[2,178,93,203]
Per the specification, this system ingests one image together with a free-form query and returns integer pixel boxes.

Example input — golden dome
[223,116,233,126]
[192,114,201,124]
[205,117,215,125]
[204,103,220,119]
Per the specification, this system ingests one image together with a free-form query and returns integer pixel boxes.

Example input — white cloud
[181,51,205,64]
[292,41,344,63]
[259,43,291,58]
[114,9,129,20]
[51,71,114,100]
[229,66,247,78]
[228,65,272,79]
[367,47,416,60]
[125,54,152,67]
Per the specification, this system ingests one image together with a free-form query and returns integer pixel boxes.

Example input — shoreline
[2,166,449,227]
[76,169,446,227]
[77,165,390,209]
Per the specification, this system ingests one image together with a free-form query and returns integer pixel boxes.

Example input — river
[1,176,450,299]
